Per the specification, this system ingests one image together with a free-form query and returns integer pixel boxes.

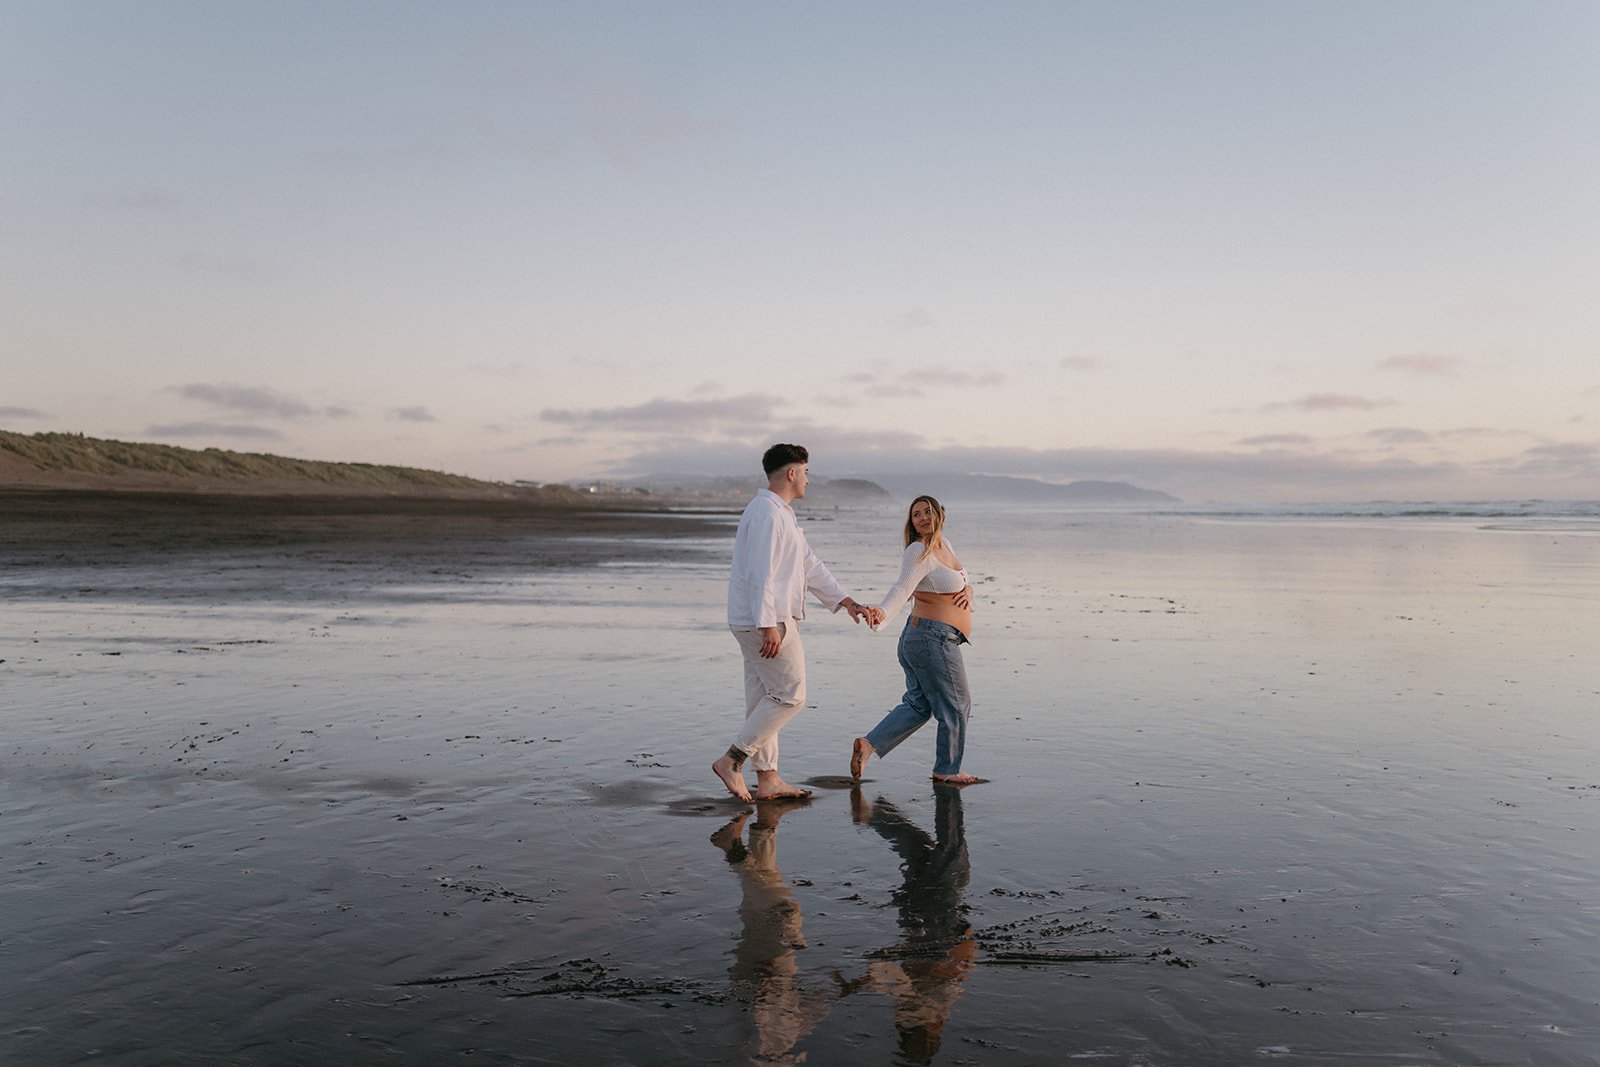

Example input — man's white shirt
[727,489,850,628]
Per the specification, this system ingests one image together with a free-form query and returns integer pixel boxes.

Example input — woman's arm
[876,543,932,625]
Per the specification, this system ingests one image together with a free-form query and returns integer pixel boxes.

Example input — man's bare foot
[754,770,812,801]
[850,737,872,780]
[713,753,752,802]
[709,812,752,862]
[931,772,986,786]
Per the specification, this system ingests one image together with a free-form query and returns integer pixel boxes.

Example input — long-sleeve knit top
[875,539,968,624]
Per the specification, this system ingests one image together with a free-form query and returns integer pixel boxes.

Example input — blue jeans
[865,618,972,776]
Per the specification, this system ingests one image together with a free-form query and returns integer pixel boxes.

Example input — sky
[3,1,1598,502]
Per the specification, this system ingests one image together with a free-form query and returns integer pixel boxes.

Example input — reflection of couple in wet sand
[709,786,974,1065]
[713,443,983,806]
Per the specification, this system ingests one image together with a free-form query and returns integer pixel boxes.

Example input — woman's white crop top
[876,540,968,623]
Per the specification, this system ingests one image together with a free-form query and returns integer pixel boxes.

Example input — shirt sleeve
[755,506,786,627]
[803,536,851,612]
[729,502,782,628]
[875,543,933,624]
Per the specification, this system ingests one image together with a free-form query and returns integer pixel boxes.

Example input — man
[713,443,879,802]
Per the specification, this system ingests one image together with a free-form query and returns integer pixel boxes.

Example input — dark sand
[1,487,728,567]
[3,497,1597,1065]
[0,489,730,602]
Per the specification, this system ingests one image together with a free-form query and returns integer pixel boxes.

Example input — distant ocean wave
[1168,500,1600,530]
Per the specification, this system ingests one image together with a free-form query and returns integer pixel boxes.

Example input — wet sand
[2,499,1597,1064]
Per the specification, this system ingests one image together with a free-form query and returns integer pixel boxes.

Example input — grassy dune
[0,430,565,499]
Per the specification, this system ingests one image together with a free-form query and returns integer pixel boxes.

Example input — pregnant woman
[850,495,983,786]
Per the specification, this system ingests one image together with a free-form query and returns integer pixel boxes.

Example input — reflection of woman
[850,495,981,785]
[851,785,975,1063]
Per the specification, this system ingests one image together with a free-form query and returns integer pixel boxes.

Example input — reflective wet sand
[3,497,1596,1064]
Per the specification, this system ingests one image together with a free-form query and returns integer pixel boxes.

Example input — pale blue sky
[4,1,1598,500]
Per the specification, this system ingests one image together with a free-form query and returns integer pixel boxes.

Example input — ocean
[2,499,1596,1064]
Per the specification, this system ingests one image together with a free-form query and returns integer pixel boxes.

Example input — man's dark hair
[762,443,808,476]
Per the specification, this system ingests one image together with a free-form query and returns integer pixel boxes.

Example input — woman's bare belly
[911,591,972,638]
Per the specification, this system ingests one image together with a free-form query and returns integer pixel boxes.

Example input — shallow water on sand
[3,505,1597,1065]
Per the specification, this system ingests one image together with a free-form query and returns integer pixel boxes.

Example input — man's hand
[758,625,783,658]
[952,585,973,611]
[842,598,868,624]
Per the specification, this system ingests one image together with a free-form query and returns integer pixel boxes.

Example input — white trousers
[730,620,807,772]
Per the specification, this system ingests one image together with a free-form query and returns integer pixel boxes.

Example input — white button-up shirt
[727,489,851,628]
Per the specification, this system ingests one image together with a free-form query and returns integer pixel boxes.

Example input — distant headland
[869,472,1180,505]
[0,430,582,502]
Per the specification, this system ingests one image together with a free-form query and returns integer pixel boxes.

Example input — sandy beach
[3,495,1597,1064]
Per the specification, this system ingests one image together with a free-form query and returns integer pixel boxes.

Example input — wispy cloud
[146,422,284,440]
[1378,354,1467,377]
[1439,426,1537,441]
[1238,433,1315,447]
[891,307,934,331]
[515,434,590,450]
[0,406,49,420]
[172,383,348,420]
[843,367,1005,400]
[1262,393,1395,413]
[542,394,781,431]
[1500,441,1600,479]
[1367,427,1433,444]
[390,406,437,423]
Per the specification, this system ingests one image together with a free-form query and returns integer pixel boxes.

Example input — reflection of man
[709,804,837,1063]
[713,443,874,803]
[853,786,975,1064]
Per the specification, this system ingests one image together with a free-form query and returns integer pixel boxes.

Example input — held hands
[843,599,886,629]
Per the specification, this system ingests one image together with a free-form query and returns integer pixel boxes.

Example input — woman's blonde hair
[903,494,946,558]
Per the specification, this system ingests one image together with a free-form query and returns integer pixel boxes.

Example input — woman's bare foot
[850,737,872,780]
[849,785,872,824]
[754,769,812,801]
[931,772,985,786]
[713,751,752,802]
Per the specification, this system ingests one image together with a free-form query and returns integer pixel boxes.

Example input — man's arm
[801,538,854,615]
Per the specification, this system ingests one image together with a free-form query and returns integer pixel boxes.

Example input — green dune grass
[0,430,535,495]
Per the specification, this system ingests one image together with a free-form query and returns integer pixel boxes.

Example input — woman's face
[910,500,938,537]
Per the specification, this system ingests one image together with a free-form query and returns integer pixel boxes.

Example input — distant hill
[606,470,1171,506]
[0,430,580,501]
[613,472,891,502]
[816,477,892,499]
[869,472,1179,505]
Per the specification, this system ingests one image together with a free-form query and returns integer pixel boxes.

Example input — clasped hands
[843,599,885,627]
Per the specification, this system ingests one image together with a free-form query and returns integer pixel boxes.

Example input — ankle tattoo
[725,746,747,771]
